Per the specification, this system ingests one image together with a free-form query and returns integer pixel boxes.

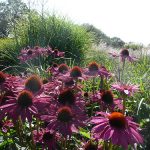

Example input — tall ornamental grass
[14,12,92,63]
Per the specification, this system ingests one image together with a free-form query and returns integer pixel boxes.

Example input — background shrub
[14,12,93,64]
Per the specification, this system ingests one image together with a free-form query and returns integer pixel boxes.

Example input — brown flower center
[84,92,89,98]
[84,141,98,150]
[101,90,114,105]
[17,90,33,108]
[58,64,69,74]
[0,71,6,84]
[57,106,73,123]
[43,131,54,142]
[120,49,129,57]
[25,75,42,93]
[70,66,82,78]
[88,62,99,72]
[27,50,33,55]
[108,112,126,129]
[58,89,75,105]
[52,63,58,68]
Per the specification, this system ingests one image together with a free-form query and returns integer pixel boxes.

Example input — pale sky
[2,0,150,45]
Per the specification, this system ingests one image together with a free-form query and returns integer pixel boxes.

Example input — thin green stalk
[121,59,126,83]
[29,122,36,150]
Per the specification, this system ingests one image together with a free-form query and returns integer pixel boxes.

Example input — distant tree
[82,24,125,48]
[0,0,28,37]
[82,24,112,45]
[111,37,125,48]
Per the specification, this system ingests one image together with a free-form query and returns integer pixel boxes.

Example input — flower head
[70,66,82,78]
[109,49,137,62]
[25,75,42,94]
[91,112,143,149]
[88,62,99,72]
[0,89,50,122]
[101,90,114,105]
[83,62,100,77]
[58,89,75,105]
[41,105,87,137]
[58,64,69,74]
[57,106,73,122]
[33,128,58,150]
[111,83,139,96]
[17,90,33,108]
[120,48,129,58]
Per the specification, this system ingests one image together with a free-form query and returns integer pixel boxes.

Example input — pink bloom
[55,88,86,112]
[109,49,138,62]
[0,120,14,133]
[0,90,50,122]
[111,83,139,96]
[15,75,44,96]
[0,71,21,92]
[51,49,65,58]
[99,90,123,111]
[83,62,100,77]
[33,128,59,150]
[98,66,112,78]
[41,106,87,137]
[18,46,47,62]
[47,63,69,76]
[91,112,143,149]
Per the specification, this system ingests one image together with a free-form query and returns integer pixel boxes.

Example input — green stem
[121,59,126,83]
[29,122,36,150]
[123,99,126,115]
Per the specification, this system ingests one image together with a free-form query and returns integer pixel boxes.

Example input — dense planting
[0,47,147,150]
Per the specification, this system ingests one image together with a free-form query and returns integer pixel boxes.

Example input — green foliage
[111,37,125,48]
[0,0,28,37]
[124,42,144,50]
[14,13,92,64]
[0,38,21,71]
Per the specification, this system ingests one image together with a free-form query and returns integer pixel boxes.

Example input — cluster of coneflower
[0,47,143,150]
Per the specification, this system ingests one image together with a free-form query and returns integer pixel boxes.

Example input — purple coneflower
[109,49,137,62]
[111,83,139,96]
[98,66,112,78]
[100,90,122,111]
[70,66,82,78]
[0,90,50,122]
[0,120,14,133]
[0,71,20,91]
[24,75,43,94]
[41,106,87,137]
[56,88,85,112]
[83,62,100,77]
[52,49,65,58]
[91,112,143,149]
[18,46,48,62]
[33,128,58,150]
[48,63,69,77]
